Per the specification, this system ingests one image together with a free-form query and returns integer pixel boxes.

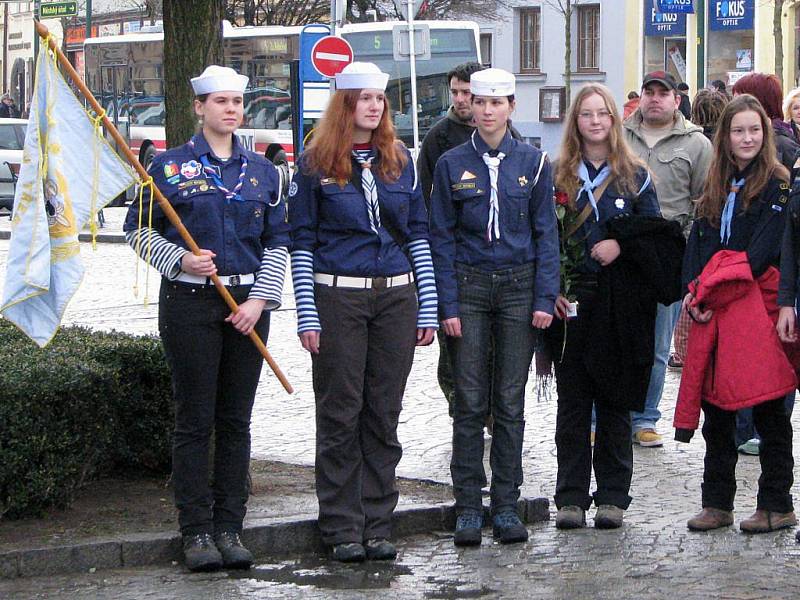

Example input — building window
[577,4,600,71]
[520,8,541,73]
[480,33,492,67]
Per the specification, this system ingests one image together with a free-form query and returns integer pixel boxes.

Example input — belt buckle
[372,276,387,290]
[229,275,240,287]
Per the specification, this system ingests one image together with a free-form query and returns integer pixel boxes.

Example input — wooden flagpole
[34,21,294,394]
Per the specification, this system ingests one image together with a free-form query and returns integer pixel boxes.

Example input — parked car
[0,118,26,212]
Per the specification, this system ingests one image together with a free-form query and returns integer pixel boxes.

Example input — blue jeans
[631,301,681,432]
[447,263,538,515]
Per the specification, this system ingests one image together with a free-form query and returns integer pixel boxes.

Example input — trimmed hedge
[0,319,173,519]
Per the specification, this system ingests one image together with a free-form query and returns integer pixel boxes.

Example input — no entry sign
[310,36,354,78]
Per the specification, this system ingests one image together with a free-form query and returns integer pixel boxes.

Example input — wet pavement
[1,232,800,598]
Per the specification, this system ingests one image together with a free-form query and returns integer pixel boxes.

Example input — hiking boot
[687,507,734,531]
[331,542,366,563]
[667,354,683,369]
[737,438,761,456]
[364,537,397,561]
[555,505,586,530]
[740,510,798,533]
[492,511,528,544]
[183,533,223,572]
[454,512,483,547]
[214,531,253,569]
[594,505,624,529]
[634,429,663,447]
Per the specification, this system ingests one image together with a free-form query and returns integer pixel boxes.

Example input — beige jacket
[624,110,713,238]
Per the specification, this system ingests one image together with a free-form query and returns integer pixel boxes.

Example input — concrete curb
[0,497,550,579]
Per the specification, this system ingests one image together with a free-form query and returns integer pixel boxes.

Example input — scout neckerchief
[720,177,745,244]
[352,146,381,235]
[471,132,505,242]
[188,136,248,203]
[577,160,611,221]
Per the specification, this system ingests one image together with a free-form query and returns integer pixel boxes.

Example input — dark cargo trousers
[312,283,418,546]
[159,281,269,537]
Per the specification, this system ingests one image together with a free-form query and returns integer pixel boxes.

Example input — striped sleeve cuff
[249,246,288,310]
[407,238,439,329]
[290,249,321,333]
[125,228,187,280]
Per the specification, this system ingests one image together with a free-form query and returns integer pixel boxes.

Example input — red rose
[554,191,569,206]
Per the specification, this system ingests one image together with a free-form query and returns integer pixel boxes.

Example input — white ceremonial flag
[1,47,138,346]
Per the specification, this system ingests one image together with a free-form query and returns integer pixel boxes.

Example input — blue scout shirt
[429,129,560,319]
[569,161,660,275]
[683,172,790,290]
[288,146,428,277]
[123,133,290,276]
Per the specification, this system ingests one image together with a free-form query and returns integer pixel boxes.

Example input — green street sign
[40,1,78,18]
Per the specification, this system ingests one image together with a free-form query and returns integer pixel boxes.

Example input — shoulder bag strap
[564,176,615,238]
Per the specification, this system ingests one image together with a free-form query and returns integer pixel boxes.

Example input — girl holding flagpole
[288,62,438,563]
[123,66,290,572]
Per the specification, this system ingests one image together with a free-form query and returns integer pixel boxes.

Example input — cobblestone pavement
[2,238,800,598]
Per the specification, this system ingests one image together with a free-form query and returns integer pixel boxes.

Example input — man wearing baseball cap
[623,72,712,449]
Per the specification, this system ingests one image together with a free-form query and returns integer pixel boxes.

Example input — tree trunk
[774,0,784,84]
[163,0,224,148]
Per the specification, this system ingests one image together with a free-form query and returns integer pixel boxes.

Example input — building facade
[474,0,800,154]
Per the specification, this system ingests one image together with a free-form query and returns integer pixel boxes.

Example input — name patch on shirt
[178,179,208,189]
[451,182,477,191]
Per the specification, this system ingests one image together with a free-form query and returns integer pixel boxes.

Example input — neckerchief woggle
[721,177,745,244]
[188,136,248,203]
[577,161,611,220]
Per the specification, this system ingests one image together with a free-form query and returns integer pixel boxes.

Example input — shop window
[577,4,600,72]
[520,8,541,73]
[480,33,493,67]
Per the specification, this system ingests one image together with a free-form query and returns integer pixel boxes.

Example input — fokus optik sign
[645,1,687,36]
[709,0,754,31]
[657,0,694,13]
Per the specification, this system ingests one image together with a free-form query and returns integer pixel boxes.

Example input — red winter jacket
[674,250,797,433]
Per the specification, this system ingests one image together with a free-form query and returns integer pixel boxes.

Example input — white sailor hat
[191,65,249,95]
[335,62,389,91]
[470,68,515,97]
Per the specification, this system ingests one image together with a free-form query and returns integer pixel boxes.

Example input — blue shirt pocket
[501,187,530,233]
[453,186,488,234]
[319,183,363,228]
[381,180,412,230]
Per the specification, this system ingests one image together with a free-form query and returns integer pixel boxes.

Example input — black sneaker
[183,533,223,572]
[214,531,254,569]
[454,512,483,547]
[492,511,528,544]
[364,537,397,560]
[331,542,366,563]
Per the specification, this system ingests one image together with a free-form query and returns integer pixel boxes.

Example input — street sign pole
[406,0,419,157]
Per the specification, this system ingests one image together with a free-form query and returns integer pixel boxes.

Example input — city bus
[83,20,481,169]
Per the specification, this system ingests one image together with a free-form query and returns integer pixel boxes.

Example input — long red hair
[303,89,407,185]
